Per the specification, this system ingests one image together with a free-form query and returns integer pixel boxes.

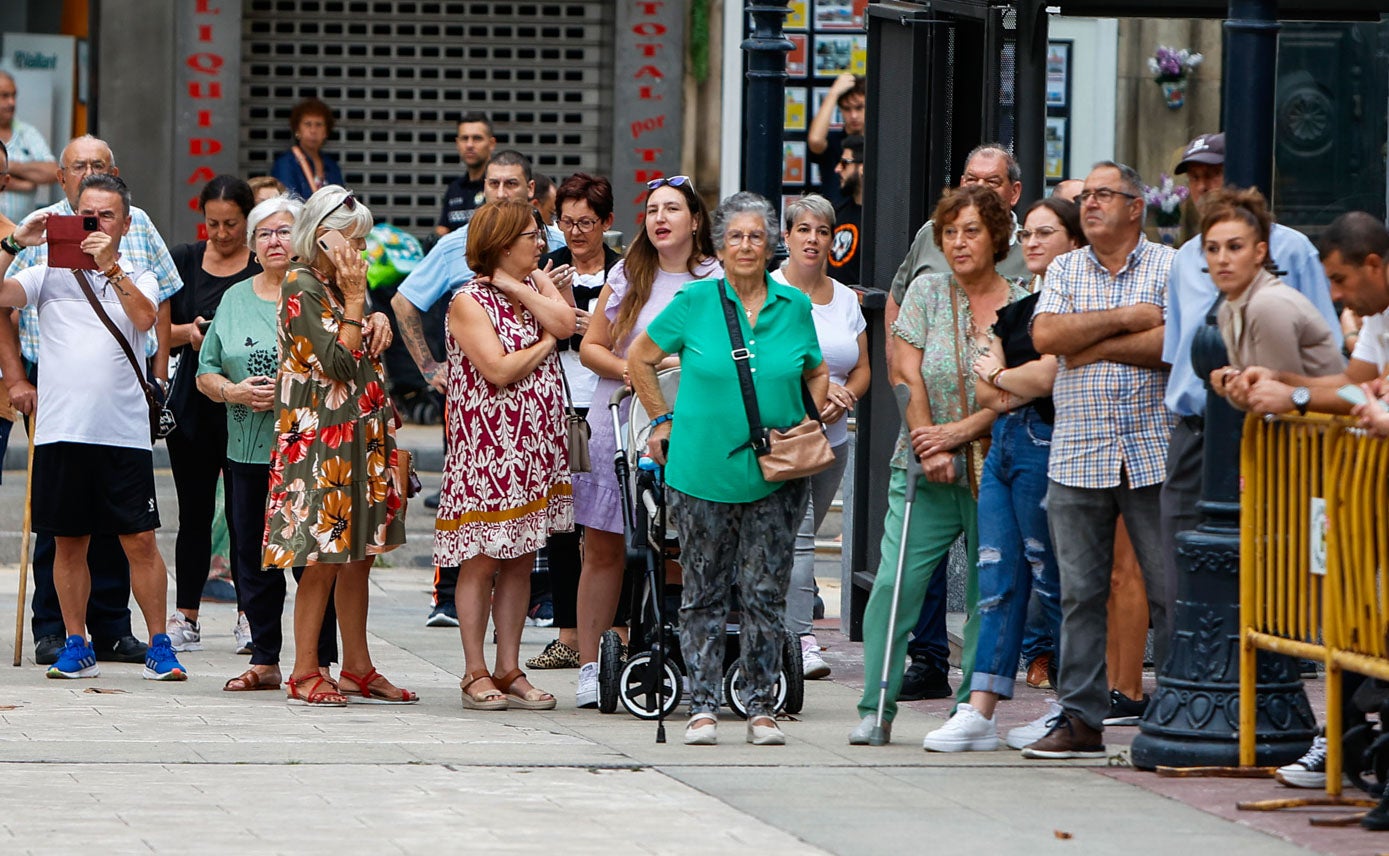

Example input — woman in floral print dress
[262,185,415,707]
[434,200,575,711]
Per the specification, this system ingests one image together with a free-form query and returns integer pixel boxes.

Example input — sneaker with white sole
[1006,700,1065,750]
[1276,735,1329,788]
[165,611,203,652]
[234,612,253,655]
[142,633,188,681]
[801,637,830,680]
[923,703,999,752]
[577,661,599,709]
[46,635,100,679]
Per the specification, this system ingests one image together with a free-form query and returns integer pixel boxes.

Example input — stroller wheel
[723,662,787,720]
[598,630,623,714]
[618,651,683,720]
[781,631,805,715]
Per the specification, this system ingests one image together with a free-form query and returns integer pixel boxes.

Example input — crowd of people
[3,83,1386,767]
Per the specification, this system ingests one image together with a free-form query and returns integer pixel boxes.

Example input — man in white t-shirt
[0,174,186,682]
[1232,212,1389,414]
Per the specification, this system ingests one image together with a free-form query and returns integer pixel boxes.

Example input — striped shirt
[1035,236,1176,489]
[12,200,183,362]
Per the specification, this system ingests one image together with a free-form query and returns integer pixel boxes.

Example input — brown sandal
[339,667,419,705]
[492,668,556,710]
[286,673,347,707]
[460,670,508,710]
[223,668,281,692]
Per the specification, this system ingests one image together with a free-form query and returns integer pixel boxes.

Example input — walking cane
[870,384,923,745]
[12,415,34,666]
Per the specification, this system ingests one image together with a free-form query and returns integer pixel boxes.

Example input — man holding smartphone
[0,134,183,667]
[0,173,186,680]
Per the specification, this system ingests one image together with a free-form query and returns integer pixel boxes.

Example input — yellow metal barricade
[1240,413,1389,797]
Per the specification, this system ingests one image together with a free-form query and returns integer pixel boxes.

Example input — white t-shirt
[559,269,604,408]
[14,261,160,450]
[1351,310,1389,373]
[771,270,866,447]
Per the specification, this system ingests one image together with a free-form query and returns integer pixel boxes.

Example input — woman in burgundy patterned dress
[434,200,576,711]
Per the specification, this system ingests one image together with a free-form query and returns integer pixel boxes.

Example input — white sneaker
[922,703,998,752]
[165,611,203,653]
[233,612,252,655]
[802,639,830,680]
[1276,735,1329,788]
[1006,700,1064,750]
[577,662,598,709]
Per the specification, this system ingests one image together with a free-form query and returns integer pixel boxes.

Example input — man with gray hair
[0,70,59,222]
[1023,161,1176,759]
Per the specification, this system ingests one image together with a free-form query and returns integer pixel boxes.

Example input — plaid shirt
[12,200,183,362]
[1035,236,1176,490]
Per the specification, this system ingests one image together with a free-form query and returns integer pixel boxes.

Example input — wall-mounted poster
[784,141,807,185]
[812,87,843,130]
[785,88,808,131]
[814,35,867,77]
[787,34,808,77]
[815,0,869,31]
[786,0,809,31]
[1046,42,1070,108]
[1045,117,1068,181]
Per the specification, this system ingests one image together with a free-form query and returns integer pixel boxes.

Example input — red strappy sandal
[286,672,347,707]
[338,667,419,705]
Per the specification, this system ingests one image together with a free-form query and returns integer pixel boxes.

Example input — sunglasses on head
[315,190,358,233]
[646,175,693,191]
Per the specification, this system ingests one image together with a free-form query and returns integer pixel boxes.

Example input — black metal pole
[1014,0,1048,208]
[1131,0,1315,769]
[741,2,793,213]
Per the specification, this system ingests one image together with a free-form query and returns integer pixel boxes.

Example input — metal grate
[238,0,613,236]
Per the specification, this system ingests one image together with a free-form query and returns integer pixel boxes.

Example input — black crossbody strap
[71,269,158,408]
[718,278,770,456]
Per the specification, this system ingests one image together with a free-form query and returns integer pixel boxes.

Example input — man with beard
[828,135,863,286]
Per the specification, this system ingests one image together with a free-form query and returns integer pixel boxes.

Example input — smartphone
[196,319,212,333]
[316,229,351,256]
[82,216,99,232]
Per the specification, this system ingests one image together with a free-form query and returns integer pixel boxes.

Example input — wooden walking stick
[12,418,34,666]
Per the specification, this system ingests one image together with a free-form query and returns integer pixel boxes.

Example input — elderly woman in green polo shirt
[629,191,828,747]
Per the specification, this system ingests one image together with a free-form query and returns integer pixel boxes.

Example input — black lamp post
[741,2,793,225]
[1130,0,1316,768]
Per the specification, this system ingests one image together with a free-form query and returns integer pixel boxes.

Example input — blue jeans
[966,409,1061,699]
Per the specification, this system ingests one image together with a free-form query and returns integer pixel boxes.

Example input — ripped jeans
[965,408,1061,699]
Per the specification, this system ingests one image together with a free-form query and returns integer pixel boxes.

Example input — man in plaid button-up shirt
[1021,161,1176,760]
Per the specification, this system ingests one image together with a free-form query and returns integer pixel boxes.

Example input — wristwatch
[1291,386,1311,416]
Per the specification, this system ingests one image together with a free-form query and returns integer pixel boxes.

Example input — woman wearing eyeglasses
[921,196,1083,752]
[525,174,621,671]
[572,175,720,709]
[196,195,338,693]
[262,185,412,707]
[433,200,575,711]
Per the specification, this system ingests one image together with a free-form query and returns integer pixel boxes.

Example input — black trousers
[225,460,337,666]
[166,399,231,613]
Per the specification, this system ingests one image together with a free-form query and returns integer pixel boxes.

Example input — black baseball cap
[1175,133,1225,174]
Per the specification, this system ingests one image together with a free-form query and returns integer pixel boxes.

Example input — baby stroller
[597,369,805,725]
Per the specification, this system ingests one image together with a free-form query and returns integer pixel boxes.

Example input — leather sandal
[223,668,281,692]
[286,673,347,707]
[491,668,556,710]
[338,667,419,705]
[460,670,508,710]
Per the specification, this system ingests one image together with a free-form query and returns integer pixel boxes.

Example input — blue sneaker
[142,633,188,681]
[46,635,100,679]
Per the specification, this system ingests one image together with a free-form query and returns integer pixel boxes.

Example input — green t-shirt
[645,276,823,504]
[196,278,279,464]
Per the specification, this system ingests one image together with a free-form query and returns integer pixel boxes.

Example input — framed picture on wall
[813,35,866,77]
[812,87,843,130]
[787,34,809,77]
[786,0,809,30]
[785,88,808,131]
[814,0,869,31]
[1045,117,1068,181]
[1047,42,1071,108]
[784,141,807,186]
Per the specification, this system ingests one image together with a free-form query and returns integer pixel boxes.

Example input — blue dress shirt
[396,223,566,312]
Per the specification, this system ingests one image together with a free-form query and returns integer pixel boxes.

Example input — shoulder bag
[72,270,175,442]
[718,279,833,482]
[559,366,591,473]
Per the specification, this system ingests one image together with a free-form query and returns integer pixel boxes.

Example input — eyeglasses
[961,174,1007,189]
[557,216,601,234]
[314,190,357,234]
[1018,226,1066,241]
[254,226,294,242]
[517,229,542,242]
[65,160,111,176]
[646,175,693,191]
[1077,188,1139,205]
[838,158,858,167]
[724,231,767,247]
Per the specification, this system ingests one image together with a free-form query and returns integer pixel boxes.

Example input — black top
[168,240,262,435]
[544,243,622,352]
[991,291,1053,424]
[828,199,861,286]
[811,129,847,209]
[438,174,486,231]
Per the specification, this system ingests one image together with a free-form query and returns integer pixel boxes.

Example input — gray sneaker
[1006,700,1065,750]
[849,714,891,745]
[165,611,203,653]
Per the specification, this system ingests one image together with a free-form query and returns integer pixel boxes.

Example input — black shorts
[32,442,160,536]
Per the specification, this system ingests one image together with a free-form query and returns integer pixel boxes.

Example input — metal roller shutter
[239,0,613,236]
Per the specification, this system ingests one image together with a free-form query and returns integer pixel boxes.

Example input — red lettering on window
[188,81,223,99]
[195,0,221,13]
[634,148,662,163]
[198,24,213,42]
[635,169,664,183]
[185,53,224,74]
[637,43,663,58]
[189,138,224,156]
[632,22,667,36]
[638,86,662,101]
[186,166,217,185]
[197,110,213,128]
[634,65,664,80]
[636,1,664,14]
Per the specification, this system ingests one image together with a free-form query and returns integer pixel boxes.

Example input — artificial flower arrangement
[1148,45,1204,83]
[1144,174,1189,228]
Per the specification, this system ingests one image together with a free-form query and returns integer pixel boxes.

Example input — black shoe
[897,658,952,701]
[34,634,63,665]
[813,594,826,620]
[424,491,441,509]
[93,635,148,663]
[425,601,459,627]
[1363,789,1389,830]
[1102,689,1150,726]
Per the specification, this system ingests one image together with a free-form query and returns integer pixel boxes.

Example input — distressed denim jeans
[966,409,1061,699]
